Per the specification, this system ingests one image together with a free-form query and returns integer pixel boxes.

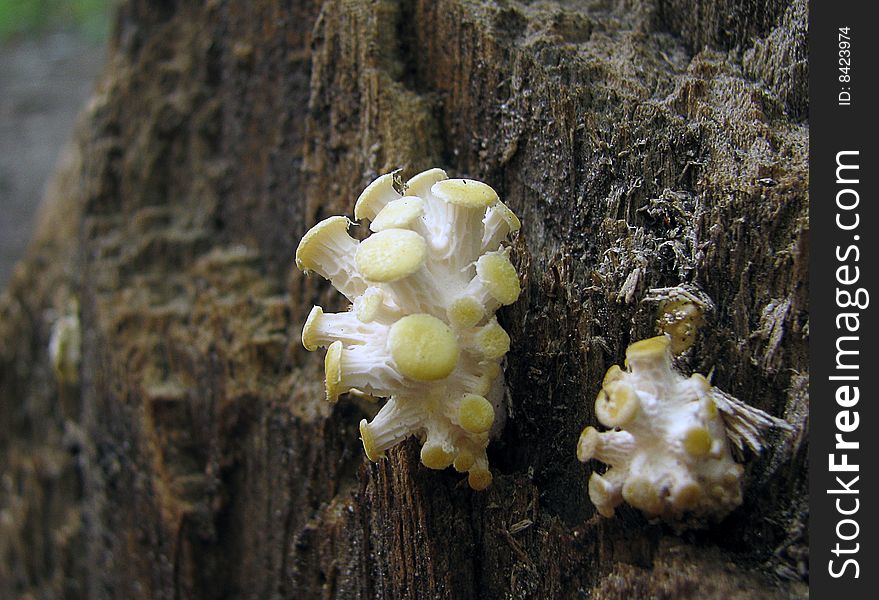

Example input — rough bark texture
[0,0,808,598]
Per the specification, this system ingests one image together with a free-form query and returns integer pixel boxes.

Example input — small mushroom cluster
[296,169,520,489]
[577,335,743,521]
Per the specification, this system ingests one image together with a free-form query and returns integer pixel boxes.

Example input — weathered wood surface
[0,0,808,598]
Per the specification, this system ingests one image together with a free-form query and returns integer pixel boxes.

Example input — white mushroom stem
[379,266,448,317]
[353,286,402,323]
[445,356,497,397]
[578,428,636,466]
[429,180,498,271]
[437,204,489,270]
[406,169,449,247]
[421,420,459,468]
[467,453,493,490]
[482,201,521,253]
[296,217,368,300]
[328,342,416,400]
[302,306,388,350]
[360,396,427,459]
[588,472,625,517]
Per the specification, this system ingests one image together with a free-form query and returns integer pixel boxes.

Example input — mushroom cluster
[296,169,520,489]
[577,335,743,521]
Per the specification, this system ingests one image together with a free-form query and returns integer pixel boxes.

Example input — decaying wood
[0,0,808,597]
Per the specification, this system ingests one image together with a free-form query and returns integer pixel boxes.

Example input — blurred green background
[0,0,113,42]
[0,0,113,288]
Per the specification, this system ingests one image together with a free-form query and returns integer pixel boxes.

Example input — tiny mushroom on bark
[296,169,521,490]
[578,335,744,523]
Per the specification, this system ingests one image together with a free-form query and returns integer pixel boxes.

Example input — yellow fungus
[658,298,705,354]
[577,426,600,463]
[576,333,748,523]
[432,178,498,208]
[388,314,459,381]
[473,321,511,359]
[295,216,351,273]
[672,481,704,510]
[595,383,640,427]
[683,427,712,457]
[453,451,475,473]
[370,196,425,232]
[421,444,455,469]
[447,297,485,329]
[476,252,520,305]
[602,364,624,387]
[324,341,344,402]
[359,419,383,461]
[468,468,493,491]
[355,288,383,322]
[301,306,324,351]
[458,394,495,433]
[405,167,447,198]
[354,171,400,221]
[355,228,427,282]
[624,335,670,367]
[622,477,662,516]
[296,170,521,490]
[588,473,617,518]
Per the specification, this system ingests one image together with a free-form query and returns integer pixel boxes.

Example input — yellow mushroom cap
[295,216,351,272]
[482,361,501,380]
[458,394,495,433]
[468,467,493,491]
[355,229,427,282]
[355,288,383,322]
[490,200,521,232]
[577,426,601,463]
[302,305,324,351]
[671,481,704,511]
[595,383,640,427]
[432,178,499,209]
[359,419,383,461]
[453,451,475,473]
[624,335,670,368]
[388,314,459,381]
[354,171,400,221]
[602,364,624,387]
[370,196,425,232]
[622,477,663,516]
[476,252,520,305]
[473,321,511,359]
[447,297,485,329]
[421,444,455,469]
[324,341,344,402]
[682,426,712,457]
[406,168,448,197]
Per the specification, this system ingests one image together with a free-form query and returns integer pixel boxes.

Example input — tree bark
[0,0,808,598]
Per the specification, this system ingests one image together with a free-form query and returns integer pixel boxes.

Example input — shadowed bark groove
[0,0,808,598]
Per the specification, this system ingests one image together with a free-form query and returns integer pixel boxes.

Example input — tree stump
[0,0,808,598]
